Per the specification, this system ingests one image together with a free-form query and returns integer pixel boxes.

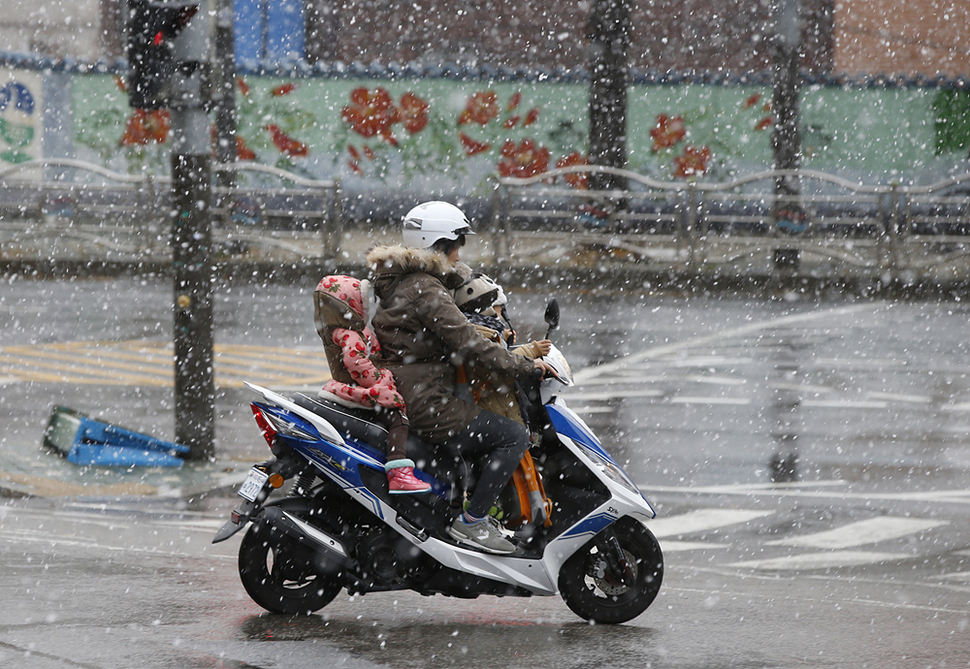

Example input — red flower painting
[556,152,589,189]
[459,132,491,157]
[265,124,309,157]
[650,114,686,151]
[120,109,170,146]
[236,135,257,160]
[498,139,550,179]
[271,83,297,96]
[458,91,499,126]
[399,92,429,134]
[341,87,400,142]
[755,116,773,131]
[673,145,712,178]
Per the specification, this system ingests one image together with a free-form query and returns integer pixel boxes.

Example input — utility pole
[771,0,804,270]
[169,0,215,459]
[587,0,631,194]
[212,0,236,190]
[126,0,215,459]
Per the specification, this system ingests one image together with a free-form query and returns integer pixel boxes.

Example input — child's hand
[534,339,552,356]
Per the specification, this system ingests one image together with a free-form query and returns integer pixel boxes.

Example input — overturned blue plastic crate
[43,406,189,467]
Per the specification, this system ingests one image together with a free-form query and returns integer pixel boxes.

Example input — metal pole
[212,0,236,193]
[771,0,803,272]
[587,0,630,194]
[170,0,215,459]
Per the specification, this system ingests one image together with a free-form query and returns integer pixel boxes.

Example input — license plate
[238,468,269,501]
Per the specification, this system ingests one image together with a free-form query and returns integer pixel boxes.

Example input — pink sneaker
[385,459,431,495]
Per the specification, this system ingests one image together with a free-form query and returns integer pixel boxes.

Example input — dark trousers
[442,410,530,518]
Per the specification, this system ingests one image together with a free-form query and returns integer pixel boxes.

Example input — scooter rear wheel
[238,518,343,615]
[558,517,664,624]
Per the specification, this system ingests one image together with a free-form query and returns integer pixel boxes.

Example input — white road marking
[648,508,773,538]
[562,389,664,401]
[867,391,932,404]
[800,399,888,409]
[765,516,947,549]
[730,551,909,570]
[643,483,970,505]
[658,540,730,552]
[939,572,970,583]
[669,396,751,405]
[573,302,880,384]
[563,406,616,414]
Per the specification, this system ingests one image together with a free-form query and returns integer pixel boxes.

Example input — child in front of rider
[453,273,551,425]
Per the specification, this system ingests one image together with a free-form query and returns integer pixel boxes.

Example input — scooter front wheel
[558,517,664,624]
[238,518,343,615]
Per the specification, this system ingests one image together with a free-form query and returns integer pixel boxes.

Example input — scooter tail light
[251,404,276,449]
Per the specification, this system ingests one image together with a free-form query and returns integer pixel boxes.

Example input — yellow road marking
[0,340,332,388]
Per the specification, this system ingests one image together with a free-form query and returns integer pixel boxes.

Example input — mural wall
[0,67,43,168]
[3,65,968,191]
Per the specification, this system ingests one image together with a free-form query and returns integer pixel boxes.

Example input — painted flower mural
[458,91,500,126]
[120,109,170,146]
[265,124,308,157]
[452,89,547,179]
[673,145,712,178]
[399,92,429,134]
[499,139,551,179]
[459,132,491,157]
[233,76,315,171]
[341,87,400,144]
[650,114,686,152]
[556,151,589,189]
[336,87,435,178]
[744,93,773,132]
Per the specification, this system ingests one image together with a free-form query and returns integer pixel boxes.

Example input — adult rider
[366,201,555,554]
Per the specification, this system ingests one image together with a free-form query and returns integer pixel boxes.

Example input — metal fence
[4,160,970,276]
[491,166,970,275]
[0,159,340,261]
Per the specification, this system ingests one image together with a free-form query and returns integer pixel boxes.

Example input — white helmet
[402,201,475,249]
[454,274,500,313]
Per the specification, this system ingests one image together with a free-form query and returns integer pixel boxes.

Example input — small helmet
[454,274,500,313]
[485,274,508,307]
[402,201,475,249]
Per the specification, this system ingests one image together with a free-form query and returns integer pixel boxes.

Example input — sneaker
[447,515,516,554]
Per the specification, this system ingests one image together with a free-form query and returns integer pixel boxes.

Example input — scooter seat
[291,392,389,447]
[289,392,464,482]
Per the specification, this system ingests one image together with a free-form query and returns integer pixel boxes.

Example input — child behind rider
[313,275,430,494]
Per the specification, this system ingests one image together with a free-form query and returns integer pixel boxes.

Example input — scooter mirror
[544,299,560,336]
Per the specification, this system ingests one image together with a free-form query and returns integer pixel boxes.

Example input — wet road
[1,278,970,667]
[1,484,968,669]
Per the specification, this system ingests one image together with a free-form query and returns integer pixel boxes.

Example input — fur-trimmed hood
[366,245,471,295]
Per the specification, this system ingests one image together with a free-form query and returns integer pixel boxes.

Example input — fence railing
[492,166,970,274]
[0,159,340,260]
[4,160,970,276]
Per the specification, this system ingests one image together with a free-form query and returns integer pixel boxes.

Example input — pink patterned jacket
[315,275,406,411]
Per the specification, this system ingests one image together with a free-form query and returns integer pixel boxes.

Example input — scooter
[212,300,663,624]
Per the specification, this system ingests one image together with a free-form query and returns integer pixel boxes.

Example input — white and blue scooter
[213,300,663,624]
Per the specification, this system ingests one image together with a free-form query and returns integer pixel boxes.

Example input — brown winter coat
[366,245,535,444]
